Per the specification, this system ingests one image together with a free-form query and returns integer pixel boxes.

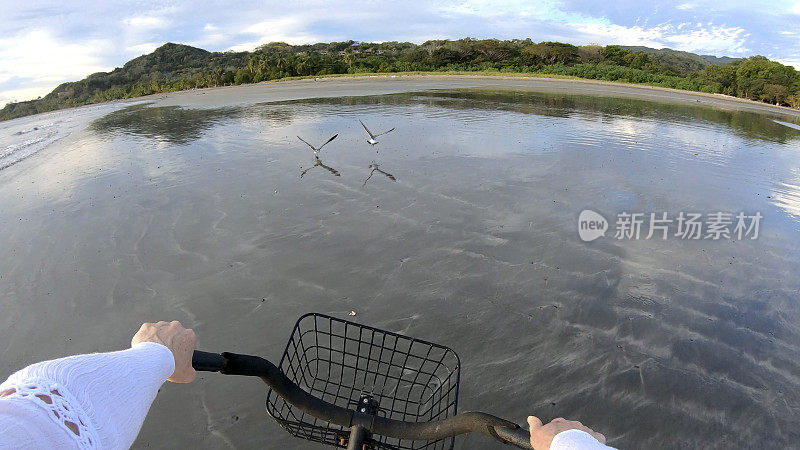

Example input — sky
[1,0,799,105]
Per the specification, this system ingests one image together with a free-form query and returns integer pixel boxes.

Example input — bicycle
[192,312,532,449]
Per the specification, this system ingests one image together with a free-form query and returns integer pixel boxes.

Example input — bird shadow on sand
[300,156,341,178]
[362,161,396,187]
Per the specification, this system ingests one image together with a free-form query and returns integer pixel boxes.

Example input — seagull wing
[374,127,395,138]
[317,134,338,151]
[359,120,376,139]
[297,136,317,151]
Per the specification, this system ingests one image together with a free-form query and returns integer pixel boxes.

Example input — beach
[1,76,799,448]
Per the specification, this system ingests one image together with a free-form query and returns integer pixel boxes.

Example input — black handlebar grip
[493,424,533,448]
[192,350,226,372]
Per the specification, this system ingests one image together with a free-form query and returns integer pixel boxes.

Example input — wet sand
[153,74,800,120]
[1,79,799,449]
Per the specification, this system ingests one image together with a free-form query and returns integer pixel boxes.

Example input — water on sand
[1,88,800,449]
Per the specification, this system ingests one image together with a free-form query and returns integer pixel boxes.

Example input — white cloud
[569,22,668,48]
[0,86,50,106]
[122,15,169,29]
[0,29,112,103]
[662,25,749,54]
[228,17,321,51]
[677,3,696,10]
[569,21,750,55]
[126,42,160,55]
[776,58,800,70]
[439,0,559,18]
[190,23,228,48]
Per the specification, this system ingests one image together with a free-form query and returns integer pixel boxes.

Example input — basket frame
[265,312,461,450]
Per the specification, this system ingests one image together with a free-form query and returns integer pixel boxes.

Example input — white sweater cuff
[551,429,615,449]
[130,342,176,380]
[0,342,178,449]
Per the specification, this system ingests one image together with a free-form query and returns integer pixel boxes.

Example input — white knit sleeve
[551,429,616,450]
[0,342,175,449]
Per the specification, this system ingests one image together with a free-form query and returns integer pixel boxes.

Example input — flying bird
[359,120,394,146]
[297,134,338,156]
[363,162,396,186]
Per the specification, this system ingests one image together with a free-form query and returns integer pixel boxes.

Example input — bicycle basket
[266,313,461,449]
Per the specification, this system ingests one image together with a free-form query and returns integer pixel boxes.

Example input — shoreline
[7,73,800,124]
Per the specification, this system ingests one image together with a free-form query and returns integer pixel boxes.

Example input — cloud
[190,24,228,48]
[777,59,800,70]
[0,29,112,104]
[126,42,160,55]
[122,15,169,29]
[568,21,749,55]
[662,24,749,54]
[228,17,322,51]
[568,22,668,48]
[0,86,51,105]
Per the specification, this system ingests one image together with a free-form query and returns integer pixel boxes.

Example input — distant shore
[144,73,800,120]
[5,73,800,124]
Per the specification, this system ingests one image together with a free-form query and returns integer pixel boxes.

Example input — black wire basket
[266,313,461,449]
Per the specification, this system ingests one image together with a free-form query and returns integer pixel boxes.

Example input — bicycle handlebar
[192,350,533,448]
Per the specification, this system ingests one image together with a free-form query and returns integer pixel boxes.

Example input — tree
[577,45,604,63]
[602,45,632,65]
[523,42,578,65]
[735,56,798,103]
[700,64,738,95]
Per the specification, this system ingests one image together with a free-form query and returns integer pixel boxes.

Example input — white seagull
[297,134,338,157]
[359,120,394,146]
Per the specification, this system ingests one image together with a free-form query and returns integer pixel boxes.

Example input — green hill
[620,46,741,73]
[2,39,798,121]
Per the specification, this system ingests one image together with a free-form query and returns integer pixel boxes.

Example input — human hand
[132,321,197,383]
[527,416,606,450]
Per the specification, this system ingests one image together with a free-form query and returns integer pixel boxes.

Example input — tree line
[2,39,799,121]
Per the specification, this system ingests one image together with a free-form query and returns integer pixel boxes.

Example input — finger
[591,432,606,444]
[527,416,543,430]
[131,323,150,345]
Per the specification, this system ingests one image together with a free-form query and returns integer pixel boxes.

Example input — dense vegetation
[2,39,799,121]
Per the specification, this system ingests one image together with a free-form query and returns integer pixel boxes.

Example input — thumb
[527,415,543,430]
